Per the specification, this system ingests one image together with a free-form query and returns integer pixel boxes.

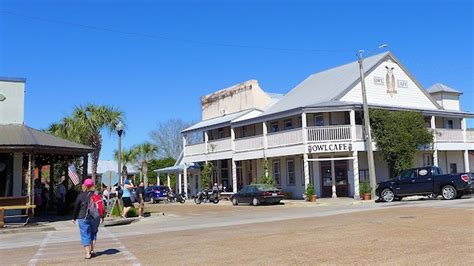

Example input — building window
[344,112,350,125]
[298,117,302,127]
[287,159,295,185]
[449,163,457,174]
[284,119,293,130]
[447,120,454,129]
[315,114,324,126]
[272,160,281,186]
[218,128,224,138]
[270,122,279,133]
[359,169,369,182]
[423,154,433,166]
[242,126,247,137]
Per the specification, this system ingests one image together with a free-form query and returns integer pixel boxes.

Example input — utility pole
[357,50,377,199]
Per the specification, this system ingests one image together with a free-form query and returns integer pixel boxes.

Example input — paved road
[0,197,472,265]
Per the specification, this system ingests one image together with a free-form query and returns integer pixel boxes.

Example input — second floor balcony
[185,126,473,157]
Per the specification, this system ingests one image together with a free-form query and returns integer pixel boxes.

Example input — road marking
[102,228,141,265]
[28,231,53,266]
[25,226,141,265]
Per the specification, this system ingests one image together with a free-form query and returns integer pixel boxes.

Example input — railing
[207,138,232,152]
[185,142,206,156]
[267,128,303,148]
[435,129,464,142]
[467,130,474,142]
[235,135,264,152]
[306,125,352,142]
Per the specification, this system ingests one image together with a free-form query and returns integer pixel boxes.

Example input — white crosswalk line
[26,227,141,265]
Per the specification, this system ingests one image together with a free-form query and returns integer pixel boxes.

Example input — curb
[0,224,55,234]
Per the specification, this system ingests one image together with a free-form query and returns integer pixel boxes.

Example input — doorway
[320,160,349,197]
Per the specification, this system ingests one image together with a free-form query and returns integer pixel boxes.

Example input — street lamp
[117,121,124,185]
[357,44,388,199]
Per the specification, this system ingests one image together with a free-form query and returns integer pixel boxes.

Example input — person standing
[56,176,67,215]
[135,182,145,218]
[121,177,134,218]
[73,179,104,259]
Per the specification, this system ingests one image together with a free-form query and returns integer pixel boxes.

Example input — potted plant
[359,180,372,200]
[305,184,316,202]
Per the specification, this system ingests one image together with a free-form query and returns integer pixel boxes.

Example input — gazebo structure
[0,124,92,204]
[0,77,92,225]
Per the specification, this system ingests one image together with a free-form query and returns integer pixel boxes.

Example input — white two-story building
[178,52,474,199]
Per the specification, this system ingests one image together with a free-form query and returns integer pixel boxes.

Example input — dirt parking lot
[127,206,474,265]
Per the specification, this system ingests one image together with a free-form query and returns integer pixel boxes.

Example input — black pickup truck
[376,166,473,202]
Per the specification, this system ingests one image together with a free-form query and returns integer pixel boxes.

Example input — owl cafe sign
[308,142,353,153]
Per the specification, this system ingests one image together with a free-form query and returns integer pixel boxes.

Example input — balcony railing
[185,142,206,156]
[235,135,263,152]
[435,129,464,142]
[267,128,303,148]
[467,130,474,142]
[307,125,352,142]
[207,138,232,152]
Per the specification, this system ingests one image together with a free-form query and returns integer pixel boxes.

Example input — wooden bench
[0,196,36,228]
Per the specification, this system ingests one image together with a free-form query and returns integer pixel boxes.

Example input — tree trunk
[90,133,102,185]
[143,162,148,187]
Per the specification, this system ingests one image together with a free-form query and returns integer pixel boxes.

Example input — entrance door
[320,161,332,197]
[320,160,349,197]
[334,160,349,197]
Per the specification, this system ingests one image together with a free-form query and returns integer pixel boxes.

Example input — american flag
[68,163,80,185]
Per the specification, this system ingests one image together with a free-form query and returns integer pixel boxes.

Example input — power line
[2,10,352,53]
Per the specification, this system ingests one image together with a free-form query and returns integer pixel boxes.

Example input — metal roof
[0,124,92,153]
[0,76,26,83]
[182,109,255,133]
[427,83,462,95]
[261,52,390,116]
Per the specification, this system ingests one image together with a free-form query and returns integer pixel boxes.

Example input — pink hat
[83,178,94,187]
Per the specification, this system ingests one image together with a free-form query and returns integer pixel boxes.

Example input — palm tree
[114,148,138,179]
[48,103,124,183]
[133,142,158,187]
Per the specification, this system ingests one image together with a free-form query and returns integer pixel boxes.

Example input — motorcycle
[194,189,219,204]
[167,191,186,204]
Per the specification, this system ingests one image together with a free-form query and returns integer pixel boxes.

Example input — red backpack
[86,193,105,218]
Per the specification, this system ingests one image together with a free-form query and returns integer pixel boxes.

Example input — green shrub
[305,184,315,198]
[359,180,371,194]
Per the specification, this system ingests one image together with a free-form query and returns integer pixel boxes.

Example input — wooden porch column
[431,116,439,167]
[49,162,55,208]
[331,156,337,198]
[27,153,35,206]
[232,159,237,193]
[183,165,188,197]
[178,173,182,194]
[167,174,170,187]
[302,112,310,189]
[82,154,88,182]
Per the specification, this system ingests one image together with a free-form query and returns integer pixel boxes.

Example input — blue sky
[1,0,472,160]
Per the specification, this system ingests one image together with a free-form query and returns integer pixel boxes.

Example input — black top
[73,191,93,220]
[136,186,145,202]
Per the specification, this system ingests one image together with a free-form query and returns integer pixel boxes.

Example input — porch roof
[0,124,92,154]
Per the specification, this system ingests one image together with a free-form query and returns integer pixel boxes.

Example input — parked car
[230,184,285,206]
[144,185,170,203]
[376,166,473,202]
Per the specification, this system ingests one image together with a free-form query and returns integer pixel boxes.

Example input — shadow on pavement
[96,249,121,257]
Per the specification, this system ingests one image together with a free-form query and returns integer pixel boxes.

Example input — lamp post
[117,121,124,185]
[357,44,387,199]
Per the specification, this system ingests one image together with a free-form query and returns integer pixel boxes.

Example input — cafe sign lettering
[308,143,353,153]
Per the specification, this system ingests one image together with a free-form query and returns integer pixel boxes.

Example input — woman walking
[73,179,104,259]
